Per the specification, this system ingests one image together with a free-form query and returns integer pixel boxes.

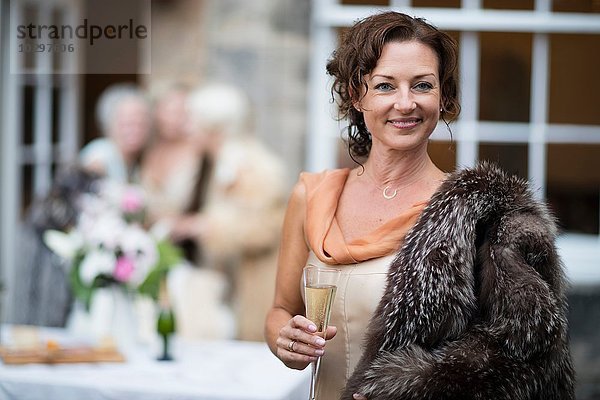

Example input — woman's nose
[393,91,416,113]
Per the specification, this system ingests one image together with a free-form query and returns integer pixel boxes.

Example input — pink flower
[121,188,144,214]
[114,256,135,283]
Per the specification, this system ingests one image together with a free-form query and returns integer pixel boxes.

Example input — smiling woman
[265,10,462,398]
[358,41,441,153]
[265,10,574,400]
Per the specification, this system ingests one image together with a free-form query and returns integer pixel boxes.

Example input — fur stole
[341,163,575,400]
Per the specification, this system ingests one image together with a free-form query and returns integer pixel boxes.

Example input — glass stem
[309,328,327,399]
[309,354,323,400]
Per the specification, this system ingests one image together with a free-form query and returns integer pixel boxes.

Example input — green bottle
[156,279,176,361]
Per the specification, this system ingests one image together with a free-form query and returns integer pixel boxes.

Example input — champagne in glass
[303,264,341,400]
[305,285,337,333]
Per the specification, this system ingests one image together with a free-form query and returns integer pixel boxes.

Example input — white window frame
[307,0,600,285]
[1,0,82,321]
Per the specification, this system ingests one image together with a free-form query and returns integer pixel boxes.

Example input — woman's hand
[276,315,337,370]
[353,395,367,400]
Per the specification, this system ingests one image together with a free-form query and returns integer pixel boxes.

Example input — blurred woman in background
[80,83,152,184]
[141,84,199,228]
[167,83,288,341]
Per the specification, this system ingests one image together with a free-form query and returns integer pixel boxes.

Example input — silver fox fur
[341,163,575,400]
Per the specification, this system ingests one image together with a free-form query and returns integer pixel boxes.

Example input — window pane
[21,164,33,217]
[22,86,34,145]
[413,0,460,8]
[341,0,389,5]
[479,143,528,180]
[479,32,532,122]
[482,0,534,10]
[52,86,60,145]
[549,34,600,125]
[553,0,600,13]
[429,140,456,172]
[547,144,600,234]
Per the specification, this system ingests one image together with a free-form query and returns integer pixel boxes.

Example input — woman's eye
[414,82,434,92]
[374,82,394,91]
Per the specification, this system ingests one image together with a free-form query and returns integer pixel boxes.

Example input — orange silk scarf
[301,169,426,265]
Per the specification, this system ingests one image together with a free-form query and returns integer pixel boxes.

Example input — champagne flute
[303,264,341,400]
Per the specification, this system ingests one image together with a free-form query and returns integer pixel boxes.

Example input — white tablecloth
[0,327,310,400]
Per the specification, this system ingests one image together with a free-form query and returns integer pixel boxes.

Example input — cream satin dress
[300,169,425,399]
[305,251,395,399]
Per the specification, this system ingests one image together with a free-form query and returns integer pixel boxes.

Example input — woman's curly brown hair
[326,11,460,158]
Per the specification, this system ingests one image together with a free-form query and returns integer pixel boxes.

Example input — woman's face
[155,90,188,141]
[358,40,441,153]
[110,97,151,158]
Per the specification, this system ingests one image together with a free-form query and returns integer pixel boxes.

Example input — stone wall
[147,0,311,186]
[146,0,207,89]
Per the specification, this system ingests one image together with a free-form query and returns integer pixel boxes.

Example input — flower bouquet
[43,180,181,309]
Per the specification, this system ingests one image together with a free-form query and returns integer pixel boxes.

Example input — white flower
[119,224,158,286]
[97,180,122,205]
[43,179,169,296]
[78,191,111,217]
[43,230,83,260]
[80,211,126,251]
[149,220,172,241]
[79,250,116,285]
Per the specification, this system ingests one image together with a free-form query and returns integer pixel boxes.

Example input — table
[0,326,310,400]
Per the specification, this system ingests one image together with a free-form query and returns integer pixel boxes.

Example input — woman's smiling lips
[387,117,421,129]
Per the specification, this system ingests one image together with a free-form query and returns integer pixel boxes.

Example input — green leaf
[137,240,182,301]
[69,251,94,310]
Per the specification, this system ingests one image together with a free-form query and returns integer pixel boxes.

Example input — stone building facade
[147,0,311,185]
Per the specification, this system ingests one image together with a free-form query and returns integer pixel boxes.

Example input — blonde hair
[187,83,250,137]
[95,83,149,135]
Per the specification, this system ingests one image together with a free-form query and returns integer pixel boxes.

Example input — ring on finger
[287,339,297,353]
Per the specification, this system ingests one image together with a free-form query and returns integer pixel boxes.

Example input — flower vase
[88,286,138,351]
